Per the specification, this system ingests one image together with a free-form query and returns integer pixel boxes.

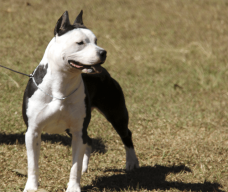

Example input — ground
[0,0,228,191]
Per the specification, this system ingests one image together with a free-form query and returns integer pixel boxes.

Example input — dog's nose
[99,50,107,63]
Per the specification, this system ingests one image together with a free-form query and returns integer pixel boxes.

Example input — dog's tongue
[92,65,102,73]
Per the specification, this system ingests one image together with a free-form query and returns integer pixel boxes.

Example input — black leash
[0,64,32,77]
[0,63,80,100]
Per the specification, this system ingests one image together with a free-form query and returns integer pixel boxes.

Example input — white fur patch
[82,144,92,174]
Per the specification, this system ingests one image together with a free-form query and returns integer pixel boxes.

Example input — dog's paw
[66,182,81,192]
[23,187,38,192]
[25,189,47,192]
[126,157,139,171]
[66,187,81,192]
[23,177,39,192]
[126,148,139,171]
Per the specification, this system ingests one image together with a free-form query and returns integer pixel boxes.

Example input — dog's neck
[40,37,83,99]
[48,69,82,96]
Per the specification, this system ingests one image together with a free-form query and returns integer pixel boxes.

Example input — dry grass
[0,0,228,191]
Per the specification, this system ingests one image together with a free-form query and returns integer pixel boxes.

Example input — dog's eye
[95,39,97,45]
[77,41,84,45]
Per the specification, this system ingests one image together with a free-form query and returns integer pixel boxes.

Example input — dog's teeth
[82,68,94,74]
[82,69,87,73]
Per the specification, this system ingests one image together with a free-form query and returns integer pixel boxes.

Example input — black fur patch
[54,23,87,37]
[22,64,48,127]
[82,68,134,149]
[54,11,87,37]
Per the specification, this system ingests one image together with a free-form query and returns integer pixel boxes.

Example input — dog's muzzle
[68,49,107,74]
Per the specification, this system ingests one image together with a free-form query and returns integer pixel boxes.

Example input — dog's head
[50,11,106,74]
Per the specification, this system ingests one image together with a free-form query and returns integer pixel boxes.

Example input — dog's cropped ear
[73,10,83,25]
[54,11,74,36]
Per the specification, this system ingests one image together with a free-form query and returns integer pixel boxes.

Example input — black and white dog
[22,11,139,192]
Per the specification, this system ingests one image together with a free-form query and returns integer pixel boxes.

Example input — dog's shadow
[83,165,223,192]
[0,132,107,154]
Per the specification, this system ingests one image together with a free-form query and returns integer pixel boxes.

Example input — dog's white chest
[43,102,86,133]
[26,79,87,134]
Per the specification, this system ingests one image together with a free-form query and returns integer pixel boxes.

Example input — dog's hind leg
[92,79,139,170]
[94,106,139,170]
[24,129,41,192]
[107,110,139,171]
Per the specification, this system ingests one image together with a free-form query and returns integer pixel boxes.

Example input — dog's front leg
[24,129,41,192]
[66,131,86,192]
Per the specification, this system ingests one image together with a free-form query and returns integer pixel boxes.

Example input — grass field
[0,0,228,191]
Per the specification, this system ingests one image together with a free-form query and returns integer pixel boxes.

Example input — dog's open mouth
[68,60,103,74]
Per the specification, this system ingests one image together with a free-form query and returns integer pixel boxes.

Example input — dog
[22,11,139,192]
